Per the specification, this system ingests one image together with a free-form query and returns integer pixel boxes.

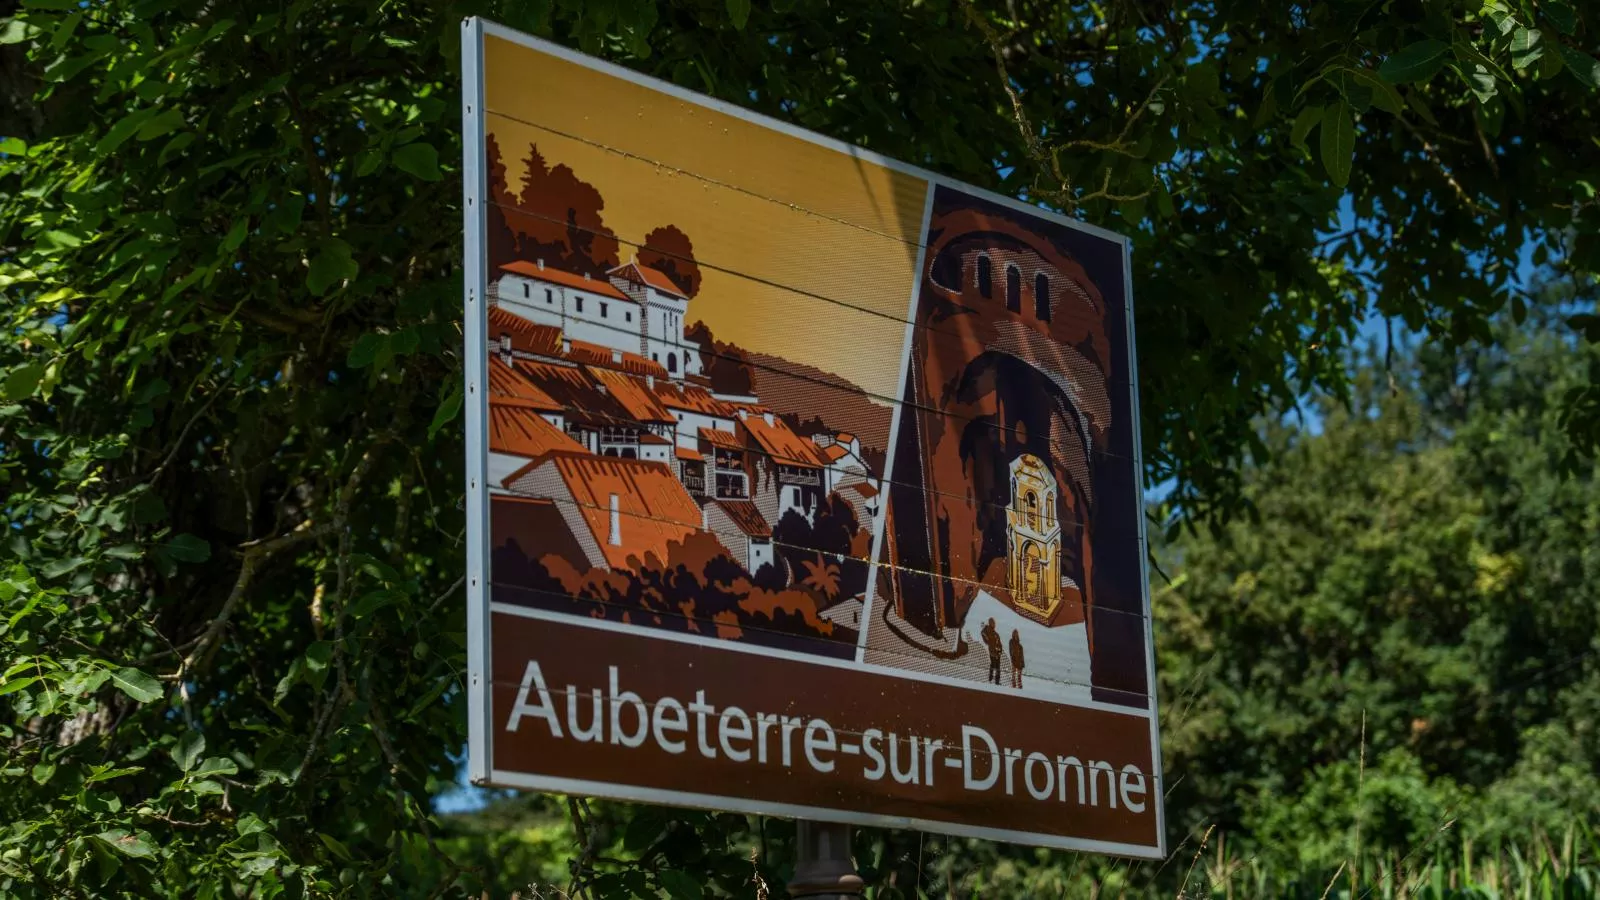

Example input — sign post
[462,15,1165,862]
[789,822,862,898]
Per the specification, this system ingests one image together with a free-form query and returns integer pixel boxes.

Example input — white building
[492,260,643,355]
[606,259,703,379]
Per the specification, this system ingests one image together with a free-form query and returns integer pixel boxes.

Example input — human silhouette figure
[1009,629,1026,689]
[981,618,1002,685]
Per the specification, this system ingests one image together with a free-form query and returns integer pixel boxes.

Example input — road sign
[462,16,1164,858]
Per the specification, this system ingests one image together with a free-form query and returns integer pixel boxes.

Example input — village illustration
[483,138,1118,696]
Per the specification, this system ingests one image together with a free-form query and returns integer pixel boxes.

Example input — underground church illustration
[864,186,1118,702]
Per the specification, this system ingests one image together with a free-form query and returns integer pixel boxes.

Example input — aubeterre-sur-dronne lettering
[504,659,1150,813]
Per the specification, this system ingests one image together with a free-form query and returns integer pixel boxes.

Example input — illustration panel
[478,32,927,659]
[863,185,1148,707]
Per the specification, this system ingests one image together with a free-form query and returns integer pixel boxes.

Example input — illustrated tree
[501,140,621,276]
[637,224,703,298]
[1,0,1599,897]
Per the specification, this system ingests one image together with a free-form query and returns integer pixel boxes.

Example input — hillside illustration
[481,135,890,657]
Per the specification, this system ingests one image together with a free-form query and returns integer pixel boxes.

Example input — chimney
[608,494,621,547]
[763,412,775,426]
[536,258,545,270]
[561,337,571,355]
[611,349,622,364]
[645,374,654,388]
[736,409,748,421]
[582,271,590,281]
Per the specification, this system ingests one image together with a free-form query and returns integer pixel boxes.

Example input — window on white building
[545,289,553,304]
[667,353,678,373]
[575,297,584,313]
[626,310,632,322]
[523,284,530,299]
[600,302,608,318]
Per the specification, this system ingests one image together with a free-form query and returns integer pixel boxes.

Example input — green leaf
[1557,45,1600,90]
[429,382,463,439]
[1290,104,1322,149]
[1378,39,1449,84]
[94,829,155,858]
[304,640,333,691]
[164,533,211,563]
[194,756,239,777]
[348,589,396,619]
[1320,101,1355,187]
[1545,0,1578,35]
[172,730,205,772]
[0,19,39,45]
[110,667,163,703]
[1569,313,1600,342]
[236,813,269,836]
[94,108,157,155]
[0,136,26,155]
[1342,68,1404,115]
[3,363,45,401]
[222,217,249,253]
[659,870,703,900]
[318,832,353,862]
[136,108,185,142]
[83,765,143,784]
[0,675,39,696]
[392,141,442,181]
[726,0,750,30]
[307,239,358,296]
[32,762,56,784]
[346,332,384,369]
[34,229,82,252]
[1510,28,1545,70]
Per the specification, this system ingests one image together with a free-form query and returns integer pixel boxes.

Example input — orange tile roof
[489,403,584,468]
[654,381,736,417]
[513,360,635,426]
[488,357,563,412]
[739,415,827,468]
[835,432,856,445]
[639,433,672,445]
[675,446,703,462]
[844,482,880,498]
[698,427,744,451]
[501,261,628,300]
[584,367,674,424]
[564,339,669,379]
[547,455,700,570]
[487,305,562,356]
[727,401,774,417]
[822,444,851,462]
[607,260,688,299]
[712,500,771,538]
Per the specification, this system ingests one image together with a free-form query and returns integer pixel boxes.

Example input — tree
[501,141,620,275]
[3,0,1600,896]
[637,224,702,298]
[1157,297,1600,873]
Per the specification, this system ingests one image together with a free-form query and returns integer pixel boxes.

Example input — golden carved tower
[1006,453,1062,619]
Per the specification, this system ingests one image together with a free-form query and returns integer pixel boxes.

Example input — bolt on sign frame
[461,15,1166,858]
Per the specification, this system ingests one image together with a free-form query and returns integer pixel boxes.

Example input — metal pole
[787,820,864,898]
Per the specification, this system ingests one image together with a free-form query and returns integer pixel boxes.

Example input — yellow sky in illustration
[483,34,930,399]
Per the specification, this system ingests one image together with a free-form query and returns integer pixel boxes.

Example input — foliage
[3,0,1600,897]
[1157,298,1600,877]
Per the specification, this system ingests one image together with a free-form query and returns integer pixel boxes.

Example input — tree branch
[173,519,334,687]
